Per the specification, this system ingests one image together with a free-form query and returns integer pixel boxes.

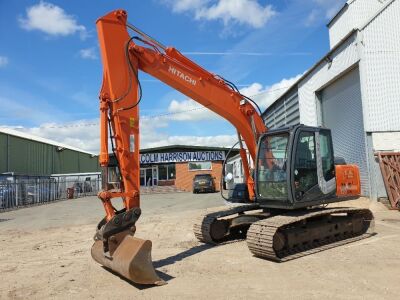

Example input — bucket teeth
[91,235,166,286]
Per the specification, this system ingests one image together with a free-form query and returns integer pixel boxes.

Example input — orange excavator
[91,10,374,286]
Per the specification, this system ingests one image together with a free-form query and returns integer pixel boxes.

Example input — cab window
[294,131,318,199]
[257,133,289,200]
[319,130,335,181]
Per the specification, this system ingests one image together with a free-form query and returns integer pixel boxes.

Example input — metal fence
[0,176,101,211]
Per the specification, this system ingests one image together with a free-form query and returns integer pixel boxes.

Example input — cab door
[291,127,336,203]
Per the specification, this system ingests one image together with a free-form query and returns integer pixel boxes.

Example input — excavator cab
[255,124,360,209]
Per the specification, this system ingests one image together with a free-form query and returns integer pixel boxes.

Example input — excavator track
[246,207,374,262]
[193,204,260,244]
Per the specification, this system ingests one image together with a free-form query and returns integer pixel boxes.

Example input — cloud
[144,134,238,149]
[169,0,206,12]
[0,94,67,125]
[239,82,264,97]
[2,75,303,151]
[306,0,347,25]
[0,56,8,68]
[3,120,99,153]
[166,73,302,122]
[18,1,87,39]
[143,113,238,148]
[79,48,97,60]
[70,90,98,111]
[2,116,236,153]
[314,0,346,19]
[305,9,319,27]
[164,0,276,29]
[249,74,303,109]
[167,99,220,121]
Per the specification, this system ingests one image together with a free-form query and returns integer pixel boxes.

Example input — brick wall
[175,161,223,192]
[158,179,175,186]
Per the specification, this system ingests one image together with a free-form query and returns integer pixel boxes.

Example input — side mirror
[225,173,233,182]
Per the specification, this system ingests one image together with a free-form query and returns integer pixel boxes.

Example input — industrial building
[110,145,239,192]
[252,0,400,200]
[0,128,100,175]
[0,128,100,210]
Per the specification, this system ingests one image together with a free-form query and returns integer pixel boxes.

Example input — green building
[0,128,100,176]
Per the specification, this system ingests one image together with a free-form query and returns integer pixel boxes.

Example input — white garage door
[321,68,369,196]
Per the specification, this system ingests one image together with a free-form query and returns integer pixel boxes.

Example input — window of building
[158,164,176,180]
[158,165,167,180]
[188,161,212,171]
[233,161,241,178]
[169,164,176,179]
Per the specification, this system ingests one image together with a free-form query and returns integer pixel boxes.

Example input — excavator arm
[92,9,267,285]
[96,10,266,214]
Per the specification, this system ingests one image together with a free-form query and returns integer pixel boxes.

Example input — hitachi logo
[168,66,197,86]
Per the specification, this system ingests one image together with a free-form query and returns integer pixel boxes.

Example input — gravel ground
[0,193,399,300]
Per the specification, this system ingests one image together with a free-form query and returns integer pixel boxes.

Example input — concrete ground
[0,193,399,300]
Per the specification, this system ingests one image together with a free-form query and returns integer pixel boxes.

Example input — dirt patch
[0,196,399,299]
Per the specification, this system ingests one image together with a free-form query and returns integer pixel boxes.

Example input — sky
[0,0,347,153]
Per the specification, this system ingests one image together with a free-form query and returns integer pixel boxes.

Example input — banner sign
[140,151,226,164]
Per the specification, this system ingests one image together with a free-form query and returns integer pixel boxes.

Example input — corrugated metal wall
[79,152,99,172]
[328,0,389,48]
[298,32,360,127]
[263,90,300,129]
[320,68,370,196]
[359,0,400,132]
[8,135,53,175]
[0,133,7,172]
[53,149,80,174]
[0,132,99,175]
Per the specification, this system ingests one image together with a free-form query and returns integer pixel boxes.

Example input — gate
[377,152,400,209]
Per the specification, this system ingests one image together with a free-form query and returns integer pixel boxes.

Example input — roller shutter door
[320,68,369,195]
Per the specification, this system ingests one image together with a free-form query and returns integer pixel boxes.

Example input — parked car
[192,174,216,193]
[26,185,53,205]
[73,180,93,194]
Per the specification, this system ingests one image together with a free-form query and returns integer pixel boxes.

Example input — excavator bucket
[91,235,166,286]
